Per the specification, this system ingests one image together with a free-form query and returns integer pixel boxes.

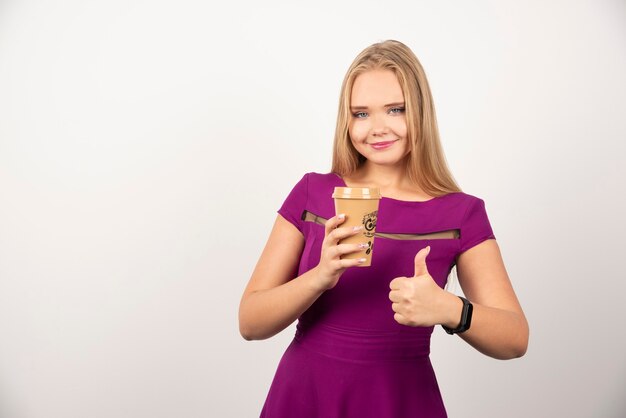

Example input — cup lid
[332,187,381,199]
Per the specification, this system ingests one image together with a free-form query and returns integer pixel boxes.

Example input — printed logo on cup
[362,210,377,238]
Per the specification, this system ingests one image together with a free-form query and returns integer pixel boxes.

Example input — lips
[369,139,398,150]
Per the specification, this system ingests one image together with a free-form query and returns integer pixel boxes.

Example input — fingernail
[358,243,369,249]
[352,226,363,232]
[338,214,345,220]
[358,258,367,263]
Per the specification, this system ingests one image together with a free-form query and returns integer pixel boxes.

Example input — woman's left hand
[389,246,460,327]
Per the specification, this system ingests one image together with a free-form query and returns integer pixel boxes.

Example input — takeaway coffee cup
[332,187,381,267]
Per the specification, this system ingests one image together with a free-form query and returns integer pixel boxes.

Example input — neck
[358,161,410,189]
[344,160,434,201]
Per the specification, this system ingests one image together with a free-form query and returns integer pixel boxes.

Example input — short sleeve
[277,173,309,233]
[459,197,496,253]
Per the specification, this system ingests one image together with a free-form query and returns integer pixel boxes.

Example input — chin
[365,156,406,166]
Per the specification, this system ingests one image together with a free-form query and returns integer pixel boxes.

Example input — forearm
[239,267,325,341]
[443,297,529,359]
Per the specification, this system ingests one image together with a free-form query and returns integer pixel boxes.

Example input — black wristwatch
[442,296,473,335]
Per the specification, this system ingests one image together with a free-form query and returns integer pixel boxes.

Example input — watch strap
[442,296,473,335]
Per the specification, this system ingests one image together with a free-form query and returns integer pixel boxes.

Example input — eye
[389,107,405,114]
[352,111,368,119]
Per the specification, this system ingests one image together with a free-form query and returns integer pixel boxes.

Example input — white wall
[0,0,624,417]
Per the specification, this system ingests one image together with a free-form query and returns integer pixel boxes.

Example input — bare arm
[389,240,528,360]
[454,239,529,359]
[238,214,366,340]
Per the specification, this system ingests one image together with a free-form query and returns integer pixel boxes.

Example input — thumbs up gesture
[389,246,457,327]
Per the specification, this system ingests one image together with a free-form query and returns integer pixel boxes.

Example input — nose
[370,113,389,136]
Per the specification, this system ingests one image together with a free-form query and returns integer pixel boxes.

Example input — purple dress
[260,172,496,418]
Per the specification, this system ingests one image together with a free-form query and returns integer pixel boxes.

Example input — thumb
[413,246,431,277]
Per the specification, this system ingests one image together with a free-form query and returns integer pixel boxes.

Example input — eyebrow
[350,102,405,110]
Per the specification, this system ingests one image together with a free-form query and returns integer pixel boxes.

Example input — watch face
[464,302,473,331]
[443,296,472,334]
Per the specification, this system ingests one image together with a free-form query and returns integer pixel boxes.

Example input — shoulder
[289,172,339,218]
[430,192,492,231]
[443,190,484,203]
[287,172,340,192]
[455,192,489,216]
[434,191,487,216]
[306,171,341,185]
[280,171,339,202]
[451,192,496,251]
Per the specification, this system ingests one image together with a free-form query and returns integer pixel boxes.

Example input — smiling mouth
[368,139,399,148]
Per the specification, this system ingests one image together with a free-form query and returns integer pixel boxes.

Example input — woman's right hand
[313,214,368,291]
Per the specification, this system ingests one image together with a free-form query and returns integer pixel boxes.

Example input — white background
[1,1,625,417]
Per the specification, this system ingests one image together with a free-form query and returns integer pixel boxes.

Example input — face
[348,69,409,167]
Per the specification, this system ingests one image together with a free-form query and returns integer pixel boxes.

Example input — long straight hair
[331,40,462,196]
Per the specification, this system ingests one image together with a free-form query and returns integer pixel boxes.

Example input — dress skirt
[260,321,447,418]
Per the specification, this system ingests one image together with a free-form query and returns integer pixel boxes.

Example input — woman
[239,39,528,418]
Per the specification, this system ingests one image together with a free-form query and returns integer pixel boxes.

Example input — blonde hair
[331,40,462,196]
